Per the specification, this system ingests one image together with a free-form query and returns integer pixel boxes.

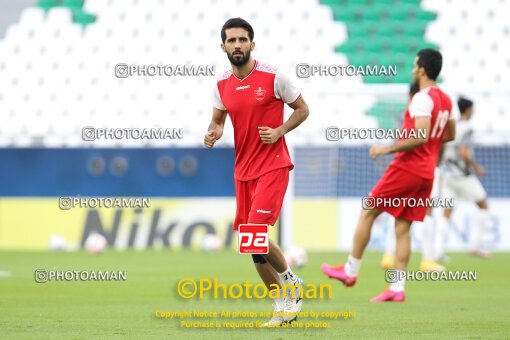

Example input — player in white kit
[436,97,491,259]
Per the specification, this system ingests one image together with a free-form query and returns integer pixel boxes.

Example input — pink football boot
[370,289,406,303]
[321,263,357,287]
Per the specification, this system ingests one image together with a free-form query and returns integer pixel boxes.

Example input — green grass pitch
[1,250,509,339]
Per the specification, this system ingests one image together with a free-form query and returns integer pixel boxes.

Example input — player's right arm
[204,107,227,148]
[369,116,430,159]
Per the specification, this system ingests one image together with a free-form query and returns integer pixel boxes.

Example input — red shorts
[233,167,290,230]
[369,166,433,222]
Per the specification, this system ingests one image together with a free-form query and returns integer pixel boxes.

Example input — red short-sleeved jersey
[390,86,453,180]
[213,60,301,181]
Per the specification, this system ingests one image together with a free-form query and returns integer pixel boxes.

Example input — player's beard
[412,78,420,89]
[227,50,251,67]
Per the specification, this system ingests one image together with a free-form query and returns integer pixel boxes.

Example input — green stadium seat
[362,7,381,21]
[324,0,438,84]
[335,41,353,53]
[330,6,360,22]
[367,37,393,53]
[367,99,407,129]
[347,22,378,37]
[406,22,427,37]
[416,10,437,21]
[336,37,366,53]
[72,9,96,25]
[389,22,407,36]
[340,0,375,5]
[376,52,408,69]
[320,0,343,5]
[373,21,395,36]
[349,53,380,67]
[387,8,409,21]
[62,0,84,10]
[36,0,57,10]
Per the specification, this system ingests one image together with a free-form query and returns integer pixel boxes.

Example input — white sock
[420,215,435,261]
[471,209,490,251]
[345,255,361,277]
[278,266,297,284]
[384,227,396,256]
[390,270,406,292]
[434,215,449,261]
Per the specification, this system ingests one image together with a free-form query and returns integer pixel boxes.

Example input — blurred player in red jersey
[380,84,447,273]
[204,18,309,325]
[322,49,456,302]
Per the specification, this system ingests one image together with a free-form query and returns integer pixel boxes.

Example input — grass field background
[1,250,509,339]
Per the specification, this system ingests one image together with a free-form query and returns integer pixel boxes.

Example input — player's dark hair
[409,83,420,97]
[458,97,474,114]
[416,48,442,81]
[221,17,254,43]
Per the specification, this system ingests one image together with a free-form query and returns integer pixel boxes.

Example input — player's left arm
[259,70,309,144]
[259,97,309,144]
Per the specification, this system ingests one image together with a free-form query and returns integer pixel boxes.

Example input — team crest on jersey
[254,86,266,101]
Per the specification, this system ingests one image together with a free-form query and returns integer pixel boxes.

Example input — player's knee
[251,254,267,264]
[361,207,381,220]
[395,219,412,235]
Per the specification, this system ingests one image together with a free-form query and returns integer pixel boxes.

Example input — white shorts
[442,174,487,203]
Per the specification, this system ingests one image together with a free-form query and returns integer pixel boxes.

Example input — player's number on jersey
[430,110,450,139]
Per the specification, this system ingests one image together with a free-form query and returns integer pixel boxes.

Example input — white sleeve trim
[409,92,433,118]
[274,70,301,104]
[212,84,226,111]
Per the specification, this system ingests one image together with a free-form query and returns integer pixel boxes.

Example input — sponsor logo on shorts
[256,209,271,214]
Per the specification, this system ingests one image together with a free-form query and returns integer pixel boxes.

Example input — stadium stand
[0,0,508,148]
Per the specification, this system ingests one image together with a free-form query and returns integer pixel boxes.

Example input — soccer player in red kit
[322,49,456,302]
[204,18,309,325]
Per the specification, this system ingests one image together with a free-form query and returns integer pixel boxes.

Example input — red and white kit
[370,86,453,221]
[213,61,301,230]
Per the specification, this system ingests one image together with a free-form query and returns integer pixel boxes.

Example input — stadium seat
[36,0,58,11]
